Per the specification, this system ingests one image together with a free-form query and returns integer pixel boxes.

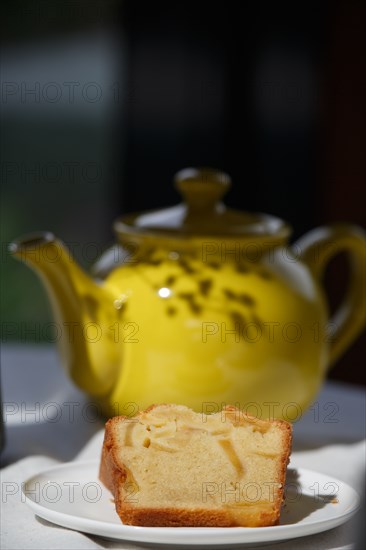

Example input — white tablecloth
[1,345,365,549]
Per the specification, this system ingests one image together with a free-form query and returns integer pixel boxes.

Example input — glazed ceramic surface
[10,169,366,418]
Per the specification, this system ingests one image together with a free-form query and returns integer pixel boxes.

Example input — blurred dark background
[1,0,365,384]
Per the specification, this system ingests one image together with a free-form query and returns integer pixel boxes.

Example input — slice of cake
[99,404,292,527]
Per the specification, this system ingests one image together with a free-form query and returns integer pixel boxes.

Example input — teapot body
[11,169,365,420]
[99,240,328,420]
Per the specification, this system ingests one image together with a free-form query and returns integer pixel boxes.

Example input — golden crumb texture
[99,403,292,527]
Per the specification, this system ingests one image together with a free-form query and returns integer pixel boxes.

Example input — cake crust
[99,404,292,527]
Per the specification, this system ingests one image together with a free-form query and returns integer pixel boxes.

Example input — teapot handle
[294,224,366,368]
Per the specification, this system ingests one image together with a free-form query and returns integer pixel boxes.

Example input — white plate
[23,460,360,547]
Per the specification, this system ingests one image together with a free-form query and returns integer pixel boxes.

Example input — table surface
[1,344,365,550]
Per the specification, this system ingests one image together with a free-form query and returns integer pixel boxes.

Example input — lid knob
[114,166,290,240]
[174,167,231,213]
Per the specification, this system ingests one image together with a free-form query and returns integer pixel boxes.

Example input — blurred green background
[1,1,121,341]
[2,118,116,338]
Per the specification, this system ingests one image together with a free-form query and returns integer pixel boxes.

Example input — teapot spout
[9,232,119,397]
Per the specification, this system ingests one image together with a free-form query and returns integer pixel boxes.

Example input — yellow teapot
[10,168,366,419]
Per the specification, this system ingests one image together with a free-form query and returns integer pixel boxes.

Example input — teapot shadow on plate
[281,468,335,525]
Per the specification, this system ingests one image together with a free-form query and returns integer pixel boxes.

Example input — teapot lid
[114,168,290,240]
